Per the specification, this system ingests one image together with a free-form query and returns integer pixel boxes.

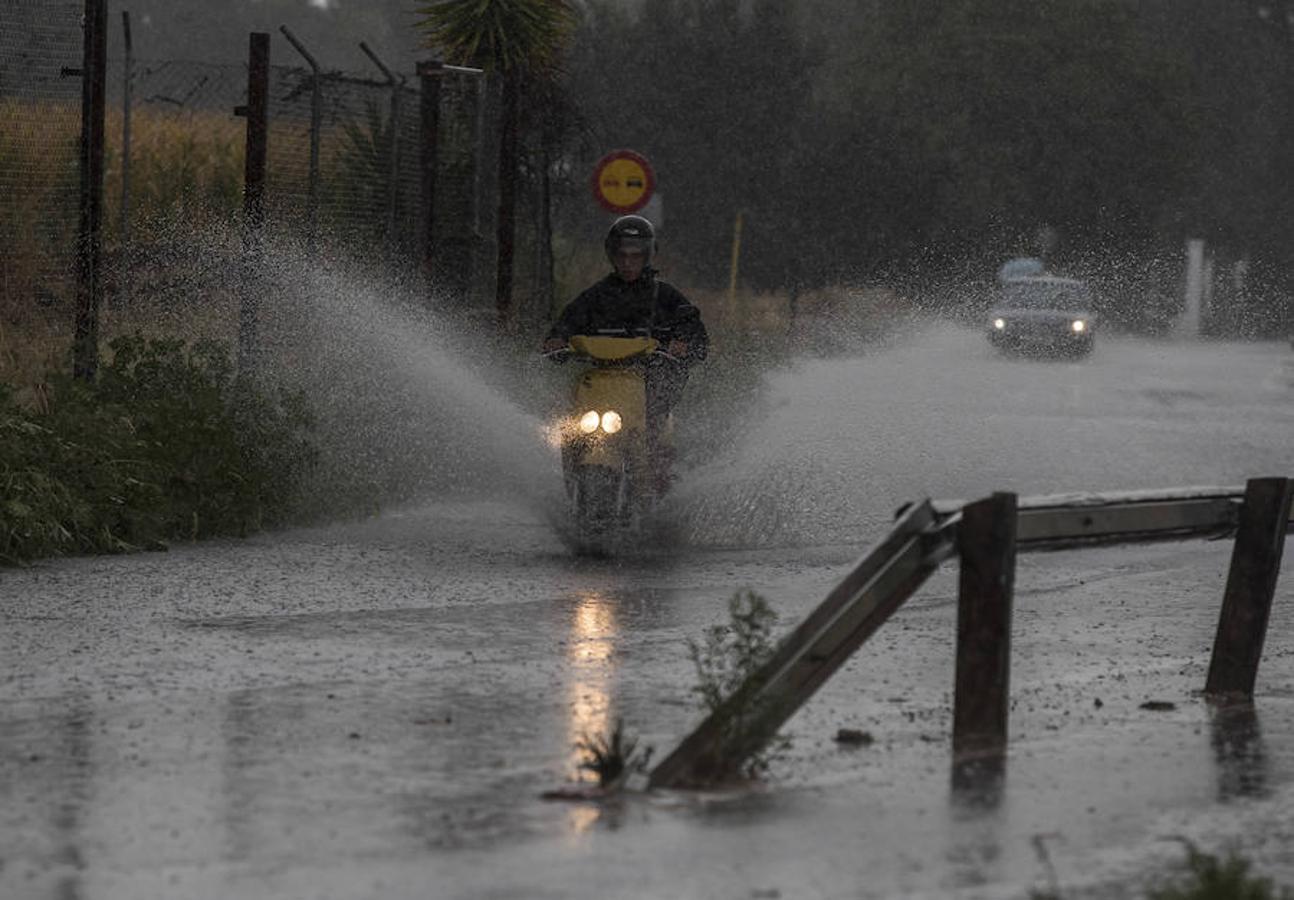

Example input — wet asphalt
[3,324,1294,899]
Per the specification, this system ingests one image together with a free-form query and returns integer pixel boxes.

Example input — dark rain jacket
[545,268,708,427]
[545,269,709,364]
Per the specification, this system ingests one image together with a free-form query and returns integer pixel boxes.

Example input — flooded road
[3,323,1294,899]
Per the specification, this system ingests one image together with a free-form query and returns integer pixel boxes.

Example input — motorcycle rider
[542,214,708,494]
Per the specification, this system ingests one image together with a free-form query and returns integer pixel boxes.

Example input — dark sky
[112,0,426,75]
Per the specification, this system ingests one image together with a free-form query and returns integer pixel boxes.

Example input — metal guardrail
[935,485,1285,549]
[648,478,1294,789]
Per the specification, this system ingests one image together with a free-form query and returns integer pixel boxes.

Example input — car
[997,256,1045,281]
[988,275,1096,357]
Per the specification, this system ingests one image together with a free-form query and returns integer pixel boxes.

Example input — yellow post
[727,210,744,324]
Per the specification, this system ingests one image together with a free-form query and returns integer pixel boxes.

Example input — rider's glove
[542,337,570,362]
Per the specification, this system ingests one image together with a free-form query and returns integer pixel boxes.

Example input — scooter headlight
[1071,319,1086,333]
[578,410,601,434]
[600,411,622,434]
[993,318,1006,330]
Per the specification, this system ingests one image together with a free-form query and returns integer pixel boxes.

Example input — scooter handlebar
[540,346,681,363]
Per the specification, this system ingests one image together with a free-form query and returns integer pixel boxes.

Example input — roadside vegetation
[0,334,315,565]
[687,589,789,781]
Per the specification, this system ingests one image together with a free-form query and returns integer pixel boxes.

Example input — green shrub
[0,334,315,564]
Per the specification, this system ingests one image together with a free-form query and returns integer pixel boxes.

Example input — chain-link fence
[1,10,491,319]
[0,0,83,317]
[0,5,576,373]
[106,58,248,235]
[103,45,483,271]
[264,65,416,260]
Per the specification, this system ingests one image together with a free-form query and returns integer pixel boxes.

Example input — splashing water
[245,246,566,517]
[140,234,807,553]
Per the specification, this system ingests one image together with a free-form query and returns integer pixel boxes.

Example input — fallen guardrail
[648,477,1294,789]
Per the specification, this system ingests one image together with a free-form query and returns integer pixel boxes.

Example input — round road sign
[592,149,655,214]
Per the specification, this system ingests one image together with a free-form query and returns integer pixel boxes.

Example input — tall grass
[2,97,404,326]
[0,98,80,319]
[106,105,246,235]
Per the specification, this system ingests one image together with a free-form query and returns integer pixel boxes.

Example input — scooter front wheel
[569,465,626,537]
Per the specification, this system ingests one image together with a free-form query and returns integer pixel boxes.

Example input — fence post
[238,32,269,375]
[73,0,107,381]
[279,27,321,250]
[496,71,519,326]
[360,42,402,265]
[1205,477,1293,700]
[119,10,132,251]
[952,492,1018,758]
[418,59,443,290]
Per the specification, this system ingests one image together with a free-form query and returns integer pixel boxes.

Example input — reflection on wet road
[565,592,615,789]
[1210,701,1269,803]
[3,325,1294,899]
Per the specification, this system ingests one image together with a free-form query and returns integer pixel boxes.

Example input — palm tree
[417,0,579,326]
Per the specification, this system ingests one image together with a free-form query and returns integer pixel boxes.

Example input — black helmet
[604,215,656,265]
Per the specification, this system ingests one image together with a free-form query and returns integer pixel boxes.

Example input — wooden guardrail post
[1205,477,1293,700]
[647,500,958,789]
[953,492,1018,757]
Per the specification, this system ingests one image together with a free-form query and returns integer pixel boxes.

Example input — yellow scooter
[548,334,670,545]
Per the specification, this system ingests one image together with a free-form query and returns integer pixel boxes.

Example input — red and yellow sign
[591,149,655,214]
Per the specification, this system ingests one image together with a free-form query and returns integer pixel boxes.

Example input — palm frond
[416,0,579,74]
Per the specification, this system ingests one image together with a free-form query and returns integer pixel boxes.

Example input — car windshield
[998,281,1091,310]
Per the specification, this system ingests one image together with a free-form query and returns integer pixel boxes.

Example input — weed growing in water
[1027,832,1063,900]
[1146,841,1293,900]
[574,718,653,789]
[687,589,789,781]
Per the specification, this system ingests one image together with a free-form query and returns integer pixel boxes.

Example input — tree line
[553,0,1294,332]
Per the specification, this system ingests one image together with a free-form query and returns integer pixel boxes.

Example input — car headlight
[993,318,1006,330]
[578,410,601,434]
[600,411,622,434]
[1071,319,1086,333]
